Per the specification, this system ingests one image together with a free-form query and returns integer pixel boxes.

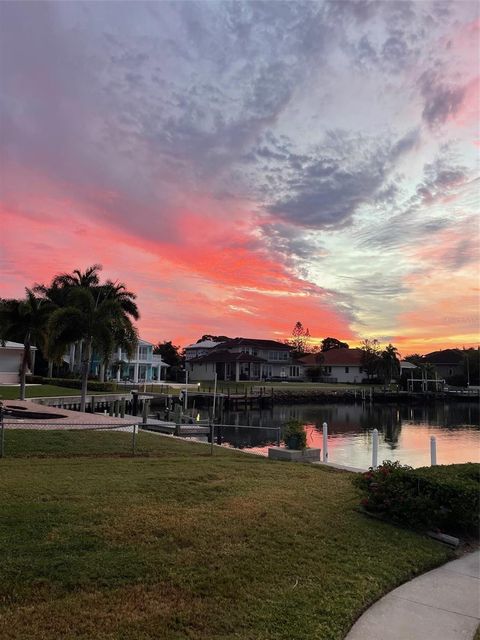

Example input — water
[194,401,479,469]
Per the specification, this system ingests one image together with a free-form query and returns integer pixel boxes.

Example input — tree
[287,321,311,355]
[33,280,73,376]
[379,344,400,384]
[360,338,382,380]
[404,353,423,366]
[154,341,184,380]
[196,335,231,343]
[47,266,139,411]
[0,289,51,399]
[321,337,349,352]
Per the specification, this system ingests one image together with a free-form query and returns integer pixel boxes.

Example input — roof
[400,360,418,369]
[218,337,291,351]
[191,350,267,364]
[423,349,463,365]
[299,348,364,366]
[298,353,324,366]
[0,341,37,350]
[184,340,223,350]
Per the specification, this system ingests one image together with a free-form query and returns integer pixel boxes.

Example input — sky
[1,0,479,355]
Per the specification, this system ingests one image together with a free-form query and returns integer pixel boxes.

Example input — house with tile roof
[299,348,365,383]
[186,337,301,382]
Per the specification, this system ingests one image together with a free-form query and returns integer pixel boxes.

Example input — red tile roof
[299,348,364,366]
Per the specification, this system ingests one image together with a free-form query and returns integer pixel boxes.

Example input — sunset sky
[1,1,479,354]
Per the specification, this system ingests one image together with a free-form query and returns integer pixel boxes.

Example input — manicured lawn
[0,431,451,639]
[0,385,114,400]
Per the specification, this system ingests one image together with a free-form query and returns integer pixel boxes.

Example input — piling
[372,428,379,469]
[430,436,437,465]
[322,422,329,462]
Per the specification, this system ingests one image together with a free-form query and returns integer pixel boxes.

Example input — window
[345,367,349,373]
[289,366,300,377]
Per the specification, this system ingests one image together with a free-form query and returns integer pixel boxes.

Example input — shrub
[283,419,307,450]
[354,461,479,536]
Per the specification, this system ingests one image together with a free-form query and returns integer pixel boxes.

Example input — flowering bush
[354,461,479,536]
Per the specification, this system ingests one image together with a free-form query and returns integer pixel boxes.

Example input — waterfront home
[71,339,169,383]
[186,337,301,382]
[184,339,223,361]
[0,340,36,384]
[299,348,365,383]
[423,349,464,381]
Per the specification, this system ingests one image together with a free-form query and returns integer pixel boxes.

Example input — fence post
[120,398,126,418]
[0,404,4,458]
[277,426,281,447]
[210,423,214,456]
[131,390,139,416]
[430,436,437,465]
[142,400,148,426]
[372,428,379,469]
[322,422,328,462]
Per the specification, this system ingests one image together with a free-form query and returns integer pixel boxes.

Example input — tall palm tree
[380,344,400,385]
[33,281,72,377]
[0,289,51,399]
[48,274,139,411]
[97,280,139,381]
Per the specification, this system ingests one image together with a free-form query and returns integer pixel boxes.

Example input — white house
[299,348,365,383]
[186,337,301,382]
[0,341,36,384]
[71,338,169,383]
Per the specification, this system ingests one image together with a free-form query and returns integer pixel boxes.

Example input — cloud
[262,128,420,230]
[419,70,468,128]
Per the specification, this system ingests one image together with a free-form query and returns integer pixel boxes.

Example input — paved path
[345,551,480,640]
[2,400,140,430]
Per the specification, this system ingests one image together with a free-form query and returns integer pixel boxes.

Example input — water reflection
[207,401,480,468]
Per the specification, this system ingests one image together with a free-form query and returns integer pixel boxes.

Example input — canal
[192,401,479,469]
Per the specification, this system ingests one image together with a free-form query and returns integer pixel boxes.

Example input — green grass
[0,431,451,639]
[0,385,82,400]
[0,385,116,400]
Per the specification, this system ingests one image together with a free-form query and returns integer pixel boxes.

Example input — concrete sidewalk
[345,551,480,640]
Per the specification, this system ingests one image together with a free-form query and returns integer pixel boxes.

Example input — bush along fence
[353,460,480,538]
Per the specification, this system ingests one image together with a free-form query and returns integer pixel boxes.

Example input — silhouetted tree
[287,321,311,355]
[360,338,382,380]
[321,337,349,352]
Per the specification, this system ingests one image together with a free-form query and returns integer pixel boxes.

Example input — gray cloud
[419,70,467,128]
[260,128,420,230]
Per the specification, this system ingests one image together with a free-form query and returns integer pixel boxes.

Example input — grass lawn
[0,385,117,400]
[0,431,451,639]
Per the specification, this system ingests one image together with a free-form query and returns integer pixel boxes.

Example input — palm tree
[97,280,140,381]
[47,268,139,411]
[380,344,400,385]
[33,281,72,377]
[0,289,51,399]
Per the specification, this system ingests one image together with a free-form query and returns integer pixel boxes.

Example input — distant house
[186,337,301,382]
[423,349,464,381]
[0,341,36,384]
[87,338,169,383]
[299,348,365,383]
[184,339,223,361]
